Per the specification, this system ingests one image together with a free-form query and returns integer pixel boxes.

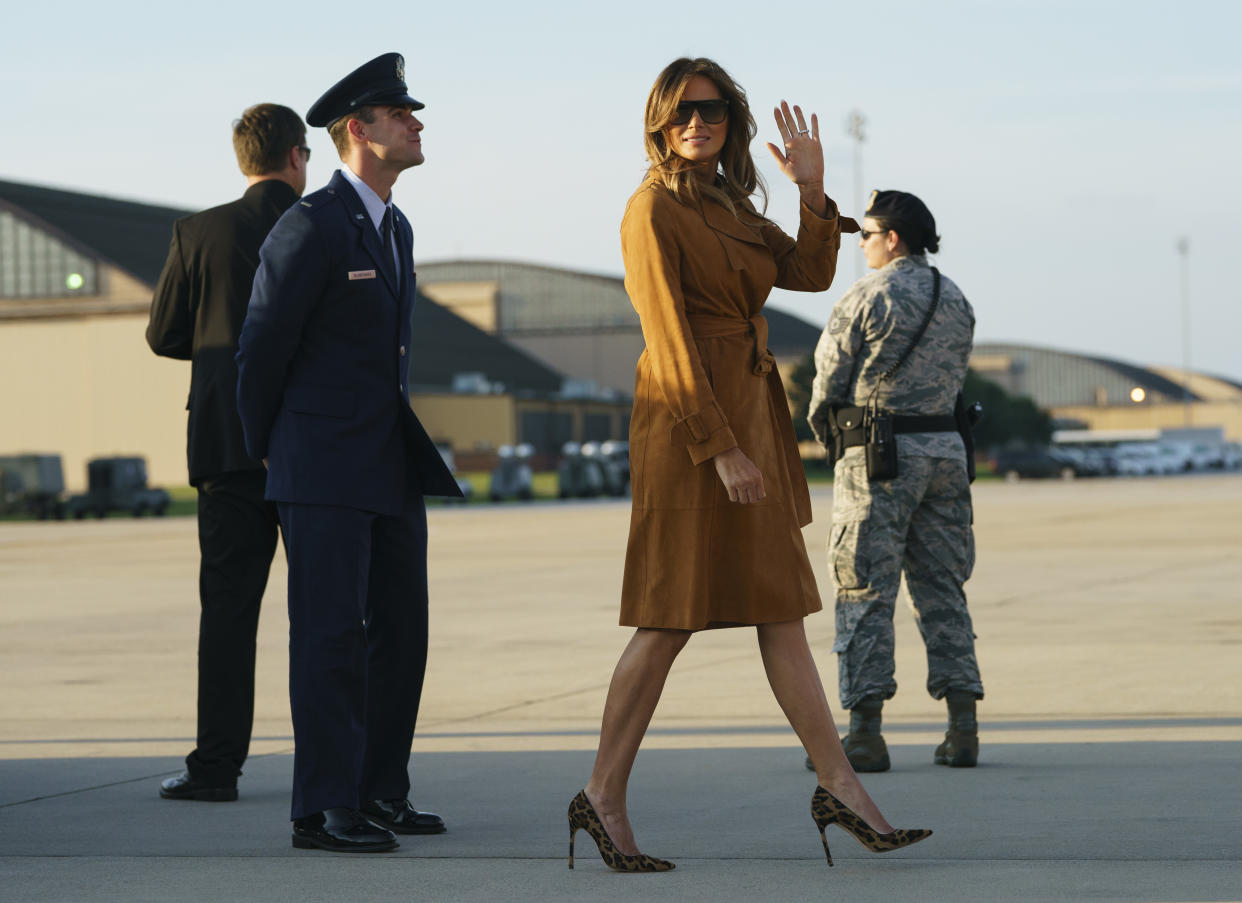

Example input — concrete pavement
[2,474,1240,902]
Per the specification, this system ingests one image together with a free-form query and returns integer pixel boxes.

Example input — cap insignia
[395,56,405,81]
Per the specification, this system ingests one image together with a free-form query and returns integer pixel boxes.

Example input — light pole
[845,110,866,281]
[1176,236,1191,426]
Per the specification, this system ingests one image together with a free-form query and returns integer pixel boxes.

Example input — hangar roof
[0,180,565,395]
[409,294,564,393]
[0,178,189,285]
[417,258,826,355]
[973,342,1205,406]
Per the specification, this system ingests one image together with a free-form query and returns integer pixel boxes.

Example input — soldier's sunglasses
[298,145,312,161]
[670,99,729,125]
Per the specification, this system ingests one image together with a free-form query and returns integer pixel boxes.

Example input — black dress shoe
[292,809,398,853]
[159,771,237,802]
[360,799,447,835]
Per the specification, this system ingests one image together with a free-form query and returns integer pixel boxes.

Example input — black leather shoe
[360,799,447,835]
[292,809,398,852]
[159,771,237,802]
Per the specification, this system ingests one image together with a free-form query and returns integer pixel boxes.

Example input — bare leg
[583,627,692,855]
[756,619,895,833]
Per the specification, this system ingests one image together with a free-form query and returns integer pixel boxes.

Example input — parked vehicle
[1186,442,1226,470]
[489,444,534,501]
[66,457,170,518]
[557,442,605,498]
[1048,446,1109,478]
[989,447,1076,481]
[599,440,631,497]
[0,453,66,519]
[1113,443,1185,476]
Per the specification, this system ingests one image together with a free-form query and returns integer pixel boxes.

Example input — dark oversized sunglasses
[670,99,729,125]
[859,228,890,240]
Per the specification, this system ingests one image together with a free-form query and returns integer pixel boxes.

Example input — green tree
[787,353,818,443]
[963,369,1052,451]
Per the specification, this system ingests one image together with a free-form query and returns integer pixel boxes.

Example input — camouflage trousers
[828,448,984,710]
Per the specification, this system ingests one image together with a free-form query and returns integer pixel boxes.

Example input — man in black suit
[236,54,462,853]
[147,103,309,802]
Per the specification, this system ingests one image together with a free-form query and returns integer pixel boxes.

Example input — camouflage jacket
[808,254,974,458]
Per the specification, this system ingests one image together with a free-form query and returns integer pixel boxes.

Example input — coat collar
[885,253,931,273]
[329,169,402,298]
[698,194,768,248]
[641,179,768,248]
[242,178,299,207]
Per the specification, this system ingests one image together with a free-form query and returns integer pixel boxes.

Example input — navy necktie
[380,207,399,290]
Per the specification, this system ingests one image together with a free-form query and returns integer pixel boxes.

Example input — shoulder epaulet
[296,185,342,211]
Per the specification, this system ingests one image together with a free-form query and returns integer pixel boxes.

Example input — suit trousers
[277,501,429,820]
[188,470,281,785]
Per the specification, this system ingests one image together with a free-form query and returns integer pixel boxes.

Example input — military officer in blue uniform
[236,52,463,853]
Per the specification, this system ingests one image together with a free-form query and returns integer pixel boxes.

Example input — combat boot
[841,697,890,772]
[934,690,979,767]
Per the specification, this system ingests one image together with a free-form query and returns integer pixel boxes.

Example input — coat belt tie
[685,313,776,376]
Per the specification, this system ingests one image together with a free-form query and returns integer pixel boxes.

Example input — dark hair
[872,217,940,255]
[232,104,306,176]
[642,57,767,218]
[327,105,379,156]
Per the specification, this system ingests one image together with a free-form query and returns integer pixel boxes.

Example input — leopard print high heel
[811,786,932,866]
[567,790,675,872]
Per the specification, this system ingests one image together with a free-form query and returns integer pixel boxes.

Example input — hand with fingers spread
[714,446,766,504]
[766,101,827,216]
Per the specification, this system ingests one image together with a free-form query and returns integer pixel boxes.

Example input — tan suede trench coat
[619,179,848,630]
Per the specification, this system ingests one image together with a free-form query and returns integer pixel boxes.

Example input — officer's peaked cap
[306,52,423,128]
[865,189,936,239]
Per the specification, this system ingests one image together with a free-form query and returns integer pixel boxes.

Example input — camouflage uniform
[808,254,983,710]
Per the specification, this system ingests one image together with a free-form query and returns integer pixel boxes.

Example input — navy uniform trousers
[279,499,429,819]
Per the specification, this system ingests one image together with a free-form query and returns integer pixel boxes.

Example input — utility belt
[828,399,981,483]
[833,407,958,449]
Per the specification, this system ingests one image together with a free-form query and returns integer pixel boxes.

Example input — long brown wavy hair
[642,57,767,219]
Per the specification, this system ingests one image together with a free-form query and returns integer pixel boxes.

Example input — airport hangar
[2,178,1239,490]
[415,262,1242,444]
[0,180,627,490]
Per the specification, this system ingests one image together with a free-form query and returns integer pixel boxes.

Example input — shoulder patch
[829,313,853,335]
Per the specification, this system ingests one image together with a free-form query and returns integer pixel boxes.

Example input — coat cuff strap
[670,402,738,465]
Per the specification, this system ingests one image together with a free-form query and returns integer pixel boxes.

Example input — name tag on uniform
[348,269,377,280]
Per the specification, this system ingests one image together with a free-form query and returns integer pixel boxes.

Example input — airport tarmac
[2,474,1240,902]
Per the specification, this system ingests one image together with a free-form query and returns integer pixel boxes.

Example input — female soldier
[807,190,983,774]
[568,57,931,873]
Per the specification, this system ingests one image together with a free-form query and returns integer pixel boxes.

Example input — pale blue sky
[4,0,1239,379]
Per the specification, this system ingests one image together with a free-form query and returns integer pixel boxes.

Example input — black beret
[306,52,423,128]
[865,189,936,240]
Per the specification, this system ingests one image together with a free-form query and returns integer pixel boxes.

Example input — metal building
[418,259,826,396]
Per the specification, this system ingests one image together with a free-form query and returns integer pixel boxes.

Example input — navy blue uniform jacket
[235,169,460,513]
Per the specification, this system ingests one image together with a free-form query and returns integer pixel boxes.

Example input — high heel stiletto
[567,790,675,872]
[810,786,932,867]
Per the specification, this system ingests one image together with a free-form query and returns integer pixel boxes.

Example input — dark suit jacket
[235,169,461,513]
[147,179,301,483]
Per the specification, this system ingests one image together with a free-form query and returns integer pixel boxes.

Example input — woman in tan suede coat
[569,57,931,873]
